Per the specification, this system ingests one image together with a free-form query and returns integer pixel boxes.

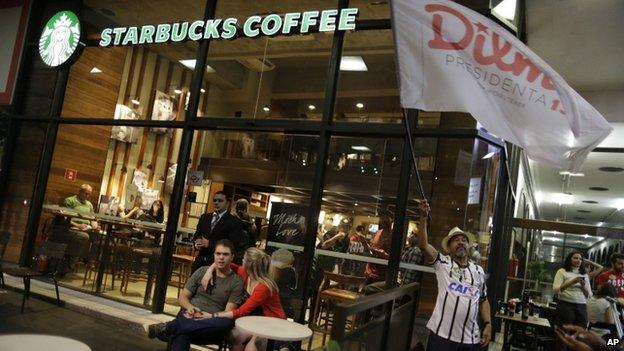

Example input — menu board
[266,202,308,321]
[267,202,307,246]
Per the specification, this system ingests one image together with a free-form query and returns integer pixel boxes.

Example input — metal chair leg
[54,278,61,306]
[21,277,30,313]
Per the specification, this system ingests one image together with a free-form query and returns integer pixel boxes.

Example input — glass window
[167,130,318,316]
[62,1,202,119]
[350,0,390,20]
[0,122,47,263]
[335,30,402,123]
[198,1,337,120]
[38,123,182,309]
[310,136,402,348]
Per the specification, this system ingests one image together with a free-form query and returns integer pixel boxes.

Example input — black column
[486,145,512,332]
[151,0,217,313]
[385,109,418,289]
[297,0,348,324]
[20,66,69,265]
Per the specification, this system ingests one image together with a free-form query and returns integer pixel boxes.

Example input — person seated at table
[587,283,617,324]
[120,195,144,220]
[200,247,286,351]
[140,199,164,223]
[50,184,99,273]
[148,239,245,351]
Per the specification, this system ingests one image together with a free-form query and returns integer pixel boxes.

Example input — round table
[235,316,312,350]
[0,334,91,351]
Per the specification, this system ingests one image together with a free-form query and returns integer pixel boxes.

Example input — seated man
[50,184,99,272]
[148,239,244,351]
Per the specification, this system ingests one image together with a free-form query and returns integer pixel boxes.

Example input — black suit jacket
[192,211,243,267]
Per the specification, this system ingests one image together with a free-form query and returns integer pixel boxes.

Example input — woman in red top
[201,247,285,351]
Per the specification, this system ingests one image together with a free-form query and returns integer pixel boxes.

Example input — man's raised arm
[416,201,438,264]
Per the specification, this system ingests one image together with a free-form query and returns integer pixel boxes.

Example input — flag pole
[390,1,431,216]
[402,108,432,220]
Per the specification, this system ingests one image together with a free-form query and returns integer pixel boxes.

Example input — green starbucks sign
[39,10,83,67]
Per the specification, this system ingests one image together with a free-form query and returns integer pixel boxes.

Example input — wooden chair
[120,247,157,295]
[171,243,196,297]
[3,241,67,313]
[0,231,10,288]
[309,271,367,348]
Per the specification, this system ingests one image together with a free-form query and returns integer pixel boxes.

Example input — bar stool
[308,271,366,349]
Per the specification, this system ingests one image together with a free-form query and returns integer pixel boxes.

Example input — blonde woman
[201,248,286,351]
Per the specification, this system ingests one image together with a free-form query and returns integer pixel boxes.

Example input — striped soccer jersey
[426,253,487,344]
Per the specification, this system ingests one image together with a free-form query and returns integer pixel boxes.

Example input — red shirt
[596,269,624,299]
[365,229,391,280]
[230,263,286,319]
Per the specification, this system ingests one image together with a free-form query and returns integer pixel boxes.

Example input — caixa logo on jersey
[448,282,478,298]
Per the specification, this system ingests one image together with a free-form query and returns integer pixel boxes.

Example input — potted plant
[527,261,548,290]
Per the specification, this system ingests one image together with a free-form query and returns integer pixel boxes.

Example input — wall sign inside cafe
[99,8,358,47]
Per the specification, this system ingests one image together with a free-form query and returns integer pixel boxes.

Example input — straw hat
[441,227,476,253]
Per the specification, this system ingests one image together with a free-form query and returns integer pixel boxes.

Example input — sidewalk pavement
[0,273,213,351]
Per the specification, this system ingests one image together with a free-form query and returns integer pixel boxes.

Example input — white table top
[235,316,312,342]
[0,334,91,351]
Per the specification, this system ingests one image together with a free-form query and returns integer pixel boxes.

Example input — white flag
[392,0,612,171]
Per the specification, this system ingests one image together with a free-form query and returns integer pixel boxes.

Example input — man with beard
[415,202,491,351]
[596,253,624,300]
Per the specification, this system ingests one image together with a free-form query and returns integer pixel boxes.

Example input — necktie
[211,212,219,230]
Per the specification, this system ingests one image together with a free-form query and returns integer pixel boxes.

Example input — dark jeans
[556,300,588,327]
[556,300,588,351]
[426,331,481,351]
[165,312,233,351]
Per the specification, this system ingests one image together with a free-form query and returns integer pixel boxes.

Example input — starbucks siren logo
[39,11,81,67]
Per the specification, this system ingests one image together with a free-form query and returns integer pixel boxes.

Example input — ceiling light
[492,0,517,21]
[90,67,102,73]
[200,88,206,93]
[131,99,140,105]
[551,192,574,205]
[351,146,371,152]
[598,222,604,227]
[340,56,368,71]
[482,152,496,159]
[355,102,364,109]
[178,59,216,73]
[559,171,585,177]
[308,105,316,111]
[332,213,342,226]
[174,89,183,94]
[614,199,624,211]
[263,106,270,112]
